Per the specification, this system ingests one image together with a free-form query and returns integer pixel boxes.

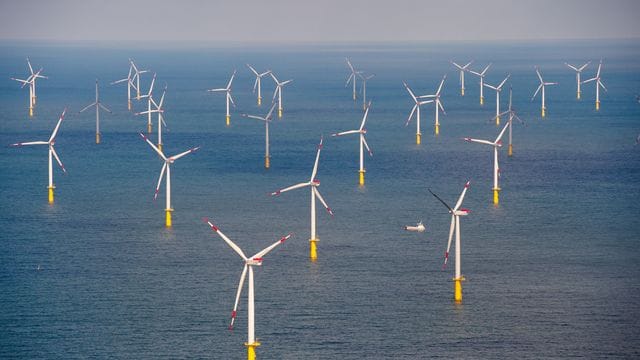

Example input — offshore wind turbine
[429,181,470,303]
[140,133,199,227]
[531,67,558,117]
[469,63,492,105]
[464,122,509,205]
[358,72,375,110]
[247,64,271,106]
[204,219,292,360]
[11,58,47,117]
[451,60,473,96]
[111,62,136,110]
[403,81,433,145]
[582,60,607,110]
[345,58,361,101]
[565,61,590,99]
[11,108,67,204]
[270,72,293,118]
[79,79,112,144]
[208,70,237,126]
[419,74,447,135]
[241,103,277,169]
[271,136,333,261]
[483,74,510,125]
[493,87,524,157]
[138,73,157,133]
[136,84,168,151]
[130,59,149,100]
[332,101,373,186]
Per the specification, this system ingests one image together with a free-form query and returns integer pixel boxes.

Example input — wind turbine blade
[11,141,48,146]
[265,103,277,120]
[270,182,311,196]
[169,146,200,161]
[229,264,248,330]
[565,63,579,72]
[403,81,417,101]
[229,94,236,108]
[247,64,259,76]
[436,75,446,95]
[203,219,248,260]
[272,86,279,102]
[154,163,167,200]
[531,84,542,100]
[495,122,510,143]
[429,187,453,212]
[405,105,417,127]
[345,73,354,87]
[438,99,446,114]
[599,80,607,92]
[139,133,167,161]
[484,84,498,91]
[332,130,359,137]
[346,58,355,72]
[443,215,455,268]
[243,114,267,121]
[362,136,373,156]
[79,102,97,113]
[498,74,511,89]
[313,188,333,216]
[253,77,259,93]
[359,101,371,130]
[226,70,236,89]
[464,137,494,146]
[453,181,471,211]
[50,147,66,173]
[481,63,492,75]
[27,58,34,74]
[579,61,591,71]
[252,233,292,259]
[596,61,602,78]
[98,103,112,113]
[281,79,293,86]
[49,109,67,143]
[207,88,227,92]
[582,77,596,84]
[310,136,323,181]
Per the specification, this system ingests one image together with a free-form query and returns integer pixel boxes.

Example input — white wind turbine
[140,133,199,227]
[469,63,492,105]
[403,81,433,145]
[271,136,333,261]
[332,101,373,186]
[204,219,292,360]
[493,87,524,157]
[208,70,236,126]
[138,73,157,133]
[531,67,558,117]
[136,84,168,151]
[582,59,607,110]
[358,72,375,110]
[241,103,277,169]
[419,74,447,135]
[11,108,67,204]
[451,60,473,96]
[111,61,135,110]
[79,79,112,144]
[11,58,47,117]
[464,122,510,205]
[565,61,590,100]
[483,74,510,125]
[270,71,293,118]
[247,64,271,106]
[429,181,471,303]
[345,58,361,101]
[130,58,149,100]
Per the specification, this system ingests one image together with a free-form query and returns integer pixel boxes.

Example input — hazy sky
[1,0,639,43]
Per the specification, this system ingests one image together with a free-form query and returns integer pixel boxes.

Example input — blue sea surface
[1,40,639,359]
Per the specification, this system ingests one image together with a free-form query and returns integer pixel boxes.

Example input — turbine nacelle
[246,258,263,266]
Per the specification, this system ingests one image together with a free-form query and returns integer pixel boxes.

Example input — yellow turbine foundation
[309,238,318,261]
[435,125,440,136]
[158,143,163,152]
[48,186,54,204]
[358,170,365,186]
[245,341,260,360]
[165,209,173,228]
[257,97,262,106]
[352,93,356,101]
[29,107,34,117]
[264,156,270,169]
[480,96,484,105]
[493,188,500,205]
[128,101,132,111]
[226,115,231,126]
[596,101,600,110]
[577,91,581,100]
[508,144,513,157]
[147,123,152,134]
[461,88,465,96]
[278,108,283,118]
[495,117,500,126]
[416,133,421,145]
[96,132,101,144]
[541,107,546,118]
[454,278,463,303]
